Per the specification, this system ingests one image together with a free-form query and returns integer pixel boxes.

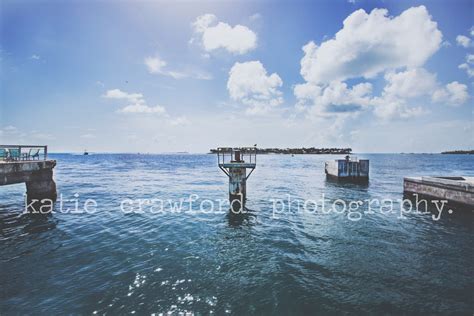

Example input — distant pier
[0,145,57,202]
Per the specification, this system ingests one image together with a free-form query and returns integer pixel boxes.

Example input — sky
[0,0,473,153]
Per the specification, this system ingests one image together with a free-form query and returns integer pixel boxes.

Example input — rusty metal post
[233,150,241,162]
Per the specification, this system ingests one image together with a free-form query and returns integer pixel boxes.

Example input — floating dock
[404,176,474,208]
[325,156,369,181]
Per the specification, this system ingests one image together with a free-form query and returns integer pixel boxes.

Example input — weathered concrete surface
[0,160,57,201]
[404,176,474,207]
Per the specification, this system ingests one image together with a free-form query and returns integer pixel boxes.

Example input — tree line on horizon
[209,147,352,154]
[441,150,474,154]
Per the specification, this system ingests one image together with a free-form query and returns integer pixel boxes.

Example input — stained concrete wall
[0,160,57,201]
[404,177,474,207]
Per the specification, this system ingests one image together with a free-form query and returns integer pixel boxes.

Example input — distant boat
[83,149,89,155]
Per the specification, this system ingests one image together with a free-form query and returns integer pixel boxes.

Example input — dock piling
[217,147,257,212]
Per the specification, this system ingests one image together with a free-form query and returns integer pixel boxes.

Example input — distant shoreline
[41,151,474,155]
[441,150,474,154]
[209,148,352,155]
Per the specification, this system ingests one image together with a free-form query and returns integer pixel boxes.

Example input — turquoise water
[1,154,473,314]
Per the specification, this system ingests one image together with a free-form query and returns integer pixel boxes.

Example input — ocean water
[0,153,473,314]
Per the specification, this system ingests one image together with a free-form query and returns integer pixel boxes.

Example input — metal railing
[217,147,257,165]
[0,145,48,161]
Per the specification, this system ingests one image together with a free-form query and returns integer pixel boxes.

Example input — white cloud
[441,40,451,47]
[458,64,474,77]
[227,61,283,115]
[192,14,257,54]
[249,13,262,21]
[119,103,166,114]
[103,89,166,114]
[372,96,426,120]
[383,68,437,98]
[103,89,143,103]
[299,6,442,84]
[368,68,437,119]
[376,69,468,116]
[456,35,471,48]
[294,6,471,120]
[144,56,167,74]
[458,54,474,77]
[432,81,469,106]
[144,55,212,80]
[102,89,188,127]
[30,54,40,60]
[471,26,474,37]
[467,54,474,64]
[193,14,217,33]
[294,81,373,115]
[294,68,437,120]
[296,67,469,120]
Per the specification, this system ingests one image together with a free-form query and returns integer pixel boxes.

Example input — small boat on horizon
[83,149,89,155]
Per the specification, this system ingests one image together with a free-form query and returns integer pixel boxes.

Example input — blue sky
[1,0,473,153]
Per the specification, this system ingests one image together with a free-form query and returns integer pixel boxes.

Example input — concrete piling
[217,147,256,212]
[25,167,57,201]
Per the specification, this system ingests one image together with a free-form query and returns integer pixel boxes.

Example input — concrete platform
[0,160,57,201]
[403,176,474,208]
[220,162,256,169]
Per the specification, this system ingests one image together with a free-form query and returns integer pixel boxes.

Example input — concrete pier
[404,176,474,208]
[0,160,57,201]
[217,147,256,212]
[1,145,57,204]
[325,155,369,181]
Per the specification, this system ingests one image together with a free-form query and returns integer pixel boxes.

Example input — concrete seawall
[404,176,474,208]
